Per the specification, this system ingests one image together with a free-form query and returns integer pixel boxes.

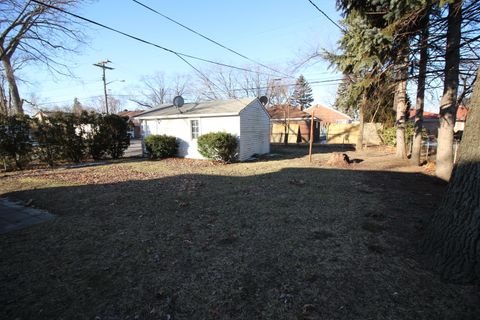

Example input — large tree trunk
[411,9,430,166]
[422,69,480,282]
[436,0,462,181]
[394,51,409,159]
[1,54,23,114]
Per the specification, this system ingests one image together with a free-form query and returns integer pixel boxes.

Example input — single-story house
[33,110,93,136]
[267,105,320,143]
[117,110,144,138]
[134,97,270,161]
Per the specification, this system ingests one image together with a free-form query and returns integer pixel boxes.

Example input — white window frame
[191,119,200,139]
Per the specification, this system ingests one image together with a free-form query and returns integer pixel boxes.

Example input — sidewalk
[0,198,55,234]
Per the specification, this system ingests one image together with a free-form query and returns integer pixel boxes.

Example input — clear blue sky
[21,0,345,112]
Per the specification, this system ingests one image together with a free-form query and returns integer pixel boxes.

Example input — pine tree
[291,75,314,110]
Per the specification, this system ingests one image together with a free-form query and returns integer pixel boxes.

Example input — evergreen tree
[291,75,314,110]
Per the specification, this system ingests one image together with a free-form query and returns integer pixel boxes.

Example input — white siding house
[134,97,270,161]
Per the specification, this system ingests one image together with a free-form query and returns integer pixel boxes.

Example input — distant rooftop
[305,104,352,123]
[267,105,312,120]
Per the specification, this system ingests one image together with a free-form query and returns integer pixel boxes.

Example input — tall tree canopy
[0,0,86,115]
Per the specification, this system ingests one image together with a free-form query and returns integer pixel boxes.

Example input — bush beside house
[197,132,238,162]
[144,135,178,159]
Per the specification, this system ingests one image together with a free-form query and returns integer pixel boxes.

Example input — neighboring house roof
[117,110,145,119]
[135,97,266,119]
[409,106,469,122]
[267,105,314,120]
[304,104,352,123]
[408,110,439,120]
[33,110,72,118]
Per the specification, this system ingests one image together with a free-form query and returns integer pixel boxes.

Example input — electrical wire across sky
[131,0,293,79]
[30,0,291,80]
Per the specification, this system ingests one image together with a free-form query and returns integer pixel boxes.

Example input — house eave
[135,112,240,120]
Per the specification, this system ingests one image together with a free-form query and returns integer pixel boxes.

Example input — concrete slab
[0,198,55,234]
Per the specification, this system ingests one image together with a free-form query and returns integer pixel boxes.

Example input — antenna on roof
[259,96,268,106]
[173,95,184,113]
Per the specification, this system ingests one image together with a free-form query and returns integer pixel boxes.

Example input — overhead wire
[131,0,293,79]
[36,78,343,107]
[30,0,288,79]
[307,0,346,32]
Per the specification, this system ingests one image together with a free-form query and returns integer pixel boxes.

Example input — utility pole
[93,60,114,114]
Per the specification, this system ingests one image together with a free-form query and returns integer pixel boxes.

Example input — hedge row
[0,112,130,170]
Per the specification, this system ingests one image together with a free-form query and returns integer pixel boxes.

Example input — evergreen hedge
[197,132,238,162]
[144,134,178,159]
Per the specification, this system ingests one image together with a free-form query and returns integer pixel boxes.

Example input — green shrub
[33,118,64,167]
[381,126,397,147]
[144,134,178,159]
[50,112,87,163]
[0,114,32,170]
[197,132,238,162]
[104,115,130,159]
[381,122,427,147]
[88,114,130,160]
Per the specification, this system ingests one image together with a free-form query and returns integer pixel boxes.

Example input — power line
[30,0,287,79]
[307,0,346,32]
[131,0,293,79]
[35,78,342,106]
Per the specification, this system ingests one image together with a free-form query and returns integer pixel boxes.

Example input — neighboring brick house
[267,105,320,143]
[117,110,144,138]
[408,105,469,138]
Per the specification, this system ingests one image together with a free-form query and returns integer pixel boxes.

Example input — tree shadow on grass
[1,166,478,320]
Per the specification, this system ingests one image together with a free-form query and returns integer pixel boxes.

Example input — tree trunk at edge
[422,68,480,282]
[1,54,23,114]
[411,9,430,166]
[436,0,462,181]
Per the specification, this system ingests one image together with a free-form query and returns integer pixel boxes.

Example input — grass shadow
[1,165,478,320]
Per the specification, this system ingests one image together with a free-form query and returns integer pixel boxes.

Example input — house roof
[134,97,261,119]
[408,109,439,120]
[304,104,352,123]
[409,104,470,122]
[117,110,145,119]
[33,110,72,118]
[267,105,314,120]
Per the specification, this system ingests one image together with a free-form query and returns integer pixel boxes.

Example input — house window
[191,120,199,139]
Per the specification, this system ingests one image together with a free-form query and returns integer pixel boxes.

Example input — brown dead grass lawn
[0,146,478,320]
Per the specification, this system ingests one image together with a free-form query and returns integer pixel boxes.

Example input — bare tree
[0,0,87,114]
[193,64,291,103]
[133,71,191,107]
[89,95,124,114]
